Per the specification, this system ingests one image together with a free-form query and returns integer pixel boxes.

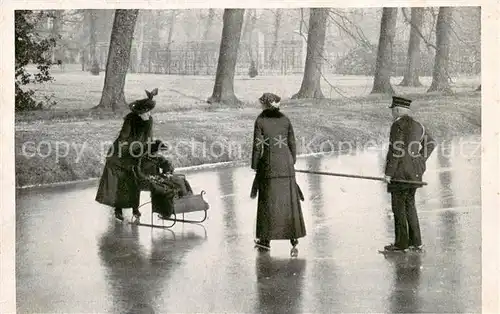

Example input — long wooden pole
[295,169,427,186]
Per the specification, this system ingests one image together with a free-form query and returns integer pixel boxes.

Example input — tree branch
[401,8,437,50]
[449,15,480,57]
[327,9,375,50]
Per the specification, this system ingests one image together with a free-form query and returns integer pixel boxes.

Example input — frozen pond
[16,135,481,313]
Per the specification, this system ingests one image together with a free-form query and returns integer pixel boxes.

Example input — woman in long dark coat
[251,92,306,252]
[95,88,158,221]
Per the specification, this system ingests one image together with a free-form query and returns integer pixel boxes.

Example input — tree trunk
[242,9,257,62]
[51,10,63,63]
[207,9,245,106]
[292,8,327,99]
[150,11,161,73]
[371,7,398,94]
[269,9,282,69]
[140,10,151,71]
[81,11,89,71]
[136,11,145,72]
[166,10,176,74]
[399,7,423,87]
[88,9,100,75]
[203,9,215,40]
[428,7,453,93]
[95,9,139,111]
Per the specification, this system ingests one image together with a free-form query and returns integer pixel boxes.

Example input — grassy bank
[15,89,480,187]
[19,69,478,114]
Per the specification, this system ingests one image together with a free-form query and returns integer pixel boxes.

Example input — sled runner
[130,191,210,229]
[130,154,210,229]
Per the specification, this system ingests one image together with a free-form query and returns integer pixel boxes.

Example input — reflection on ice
[16,136,480,313]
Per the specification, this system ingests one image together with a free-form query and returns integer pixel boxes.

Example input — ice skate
[290,239,299,257]
[114,208,124,222]
[132,208,142,218]
[254,239,270,251]
[379,243,407,255]
[408,245,424,253]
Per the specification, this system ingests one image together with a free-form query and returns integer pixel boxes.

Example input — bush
[90,61,100,75]
[334,46,377,76]
[334,45,436,77]
[15,10,59,111]
[248,60,258,78]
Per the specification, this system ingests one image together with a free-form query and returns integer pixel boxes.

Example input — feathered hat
[129,88,158,114]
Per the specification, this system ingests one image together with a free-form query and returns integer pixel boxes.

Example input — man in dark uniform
[383,96,436,252]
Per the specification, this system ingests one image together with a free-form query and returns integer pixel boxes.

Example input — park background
[14,7,481,187]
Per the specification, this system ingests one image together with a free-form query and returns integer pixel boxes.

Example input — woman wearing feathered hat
[95,88,158,221]
[251,92,306,255]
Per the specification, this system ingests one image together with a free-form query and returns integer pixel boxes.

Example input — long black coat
[251,109,306,240]
[384,115,436,192]
[95,113,153,209]
[251,109,297,176]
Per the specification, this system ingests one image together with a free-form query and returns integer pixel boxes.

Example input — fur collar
[259,108,284,118]
[126,112,153,123]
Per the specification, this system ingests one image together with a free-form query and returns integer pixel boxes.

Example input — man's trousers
[391,188,422,249]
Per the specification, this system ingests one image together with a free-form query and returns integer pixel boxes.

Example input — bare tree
[299,8,309,35]
[79,10,89,71]
[399,7,424,87]
[88,9,100,75]
[269,9,283,69]
[50,10,63,64]
[149,11,162,73]
[135,10,145,72]
[94,9,139,111]
[165,10,177,74]
[371,7,398,94]
[207,9,245,106]
[428,7,453,93]
[203,9,216,40]
[328,9,375,50]
[242,9,257,63]
[292,8,328,99]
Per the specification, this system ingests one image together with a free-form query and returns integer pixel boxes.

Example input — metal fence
[129,41,306,76]
[81,40,479,76]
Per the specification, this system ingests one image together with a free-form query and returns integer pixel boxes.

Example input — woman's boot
[132,207,141,218]
[290,239,299,257]
[114,208,124,221]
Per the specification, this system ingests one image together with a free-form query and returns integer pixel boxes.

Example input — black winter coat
[384,115,436,192]
[95,113,153,209]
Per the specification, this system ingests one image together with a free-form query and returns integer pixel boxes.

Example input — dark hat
[259,92,281,106]
[129,88,158,114]
[389,96,412,109]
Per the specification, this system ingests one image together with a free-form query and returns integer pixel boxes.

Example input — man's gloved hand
[384,175,392,184]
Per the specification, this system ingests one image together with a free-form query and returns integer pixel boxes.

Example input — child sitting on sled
[136,140,194,218]
[149,140,193,193]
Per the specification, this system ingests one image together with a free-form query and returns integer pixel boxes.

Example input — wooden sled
[131,191,210,229]
[130,155,210,229]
